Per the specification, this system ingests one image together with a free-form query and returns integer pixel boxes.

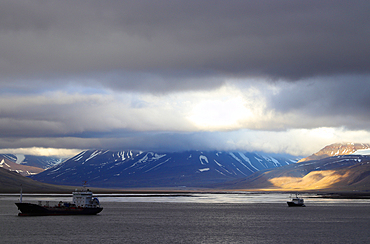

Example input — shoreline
[3,187,370,199]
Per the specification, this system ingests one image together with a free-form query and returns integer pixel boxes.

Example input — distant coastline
[3,186,370,199]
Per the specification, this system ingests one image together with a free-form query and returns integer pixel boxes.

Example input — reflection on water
[2,192,370,204]
[3,193,370,243]
[98,193,287,204]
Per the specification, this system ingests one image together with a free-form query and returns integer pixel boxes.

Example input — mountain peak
[298,142,370,163]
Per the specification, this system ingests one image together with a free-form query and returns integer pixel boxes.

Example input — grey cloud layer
[266,77,370,130]
[1,0,369,92]
[1,1,370,155]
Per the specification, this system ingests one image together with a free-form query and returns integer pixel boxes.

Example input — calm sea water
[1,193,370,243]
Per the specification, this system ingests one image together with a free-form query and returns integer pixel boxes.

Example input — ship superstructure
[72,188,100,208]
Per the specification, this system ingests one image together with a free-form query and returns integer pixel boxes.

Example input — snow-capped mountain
[30,150,299,188]
[298,143,370,163]
[0,155,44,176]
[1,154,65,169]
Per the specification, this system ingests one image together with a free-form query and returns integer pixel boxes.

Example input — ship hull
[287,201,305,207]
[15,203,103,216]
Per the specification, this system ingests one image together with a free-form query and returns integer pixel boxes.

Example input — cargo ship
[15,186,103,216]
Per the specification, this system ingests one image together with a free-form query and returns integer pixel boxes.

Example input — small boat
[287,193,305,207]
[15,184,103,216]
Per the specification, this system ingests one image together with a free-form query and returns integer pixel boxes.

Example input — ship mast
[19,184,23,203]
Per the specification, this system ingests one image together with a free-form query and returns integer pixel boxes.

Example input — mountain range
[29,150,298,188]
[2,142,370,192]
[225,143,370,192]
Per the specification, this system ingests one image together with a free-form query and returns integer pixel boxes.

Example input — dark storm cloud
[2,0,370,155]
[1,0,369,92]
[266,77,370,130]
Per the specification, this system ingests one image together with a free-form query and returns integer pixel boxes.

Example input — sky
[0,0,370,157]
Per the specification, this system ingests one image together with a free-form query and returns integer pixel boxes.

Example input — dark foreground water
[1,194,370,243]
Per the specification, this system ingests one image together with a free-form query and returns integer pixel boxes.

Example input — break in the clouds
[0,1,370,156]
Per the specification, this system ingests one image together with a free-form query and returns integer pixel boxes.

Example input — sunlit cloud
[188,96,253,130]
[185,84,257,130]
[0,147,81,157]
[1,81,370,157]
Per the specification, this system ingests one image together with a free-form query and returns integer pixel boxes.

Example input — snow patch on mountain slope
[261,156,282,167]
[213,159,223,167]
[198,168,210,172]
[84,150,109,163]
[49,166,62,173]
[145,158,171,173]
[254,156,267,168]
[0,159,10,168]
[237,152,259,171]
[127,152,167,170]
[72,151,87,161]
[215,169,225,175]
[15,154,25,164]
[214,159,233,175]
[116,151,127,161]
[2,154,17,162]
[229,153,254,173]
[199,155,209,165]
[232,164,248,176]
[138,152,166,163]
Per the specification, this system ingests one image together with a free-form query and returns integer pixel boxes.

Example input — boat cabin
[72,189,100,208]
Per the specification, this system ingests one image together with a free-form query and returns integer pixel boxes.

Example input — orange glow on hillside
[268,170,350,191]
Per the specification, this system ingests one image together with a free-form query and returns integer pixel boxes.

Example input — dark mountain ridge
[0,167,74,193]
[30,150,298,188]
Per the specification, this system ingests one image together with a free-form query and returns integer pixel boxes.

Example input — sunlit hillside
[227,143,370,192]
